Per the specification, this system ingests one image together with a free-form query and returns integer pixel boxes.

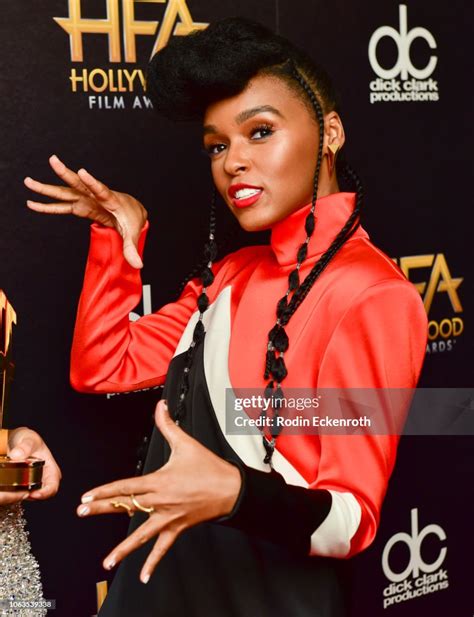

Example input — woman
[25,18,427,617]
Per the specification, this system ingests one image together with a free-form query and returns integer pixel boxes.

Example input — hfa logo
[392,254,464,355]
[381,508,449,609]
[368,5,439,104]
[53,0,208,110]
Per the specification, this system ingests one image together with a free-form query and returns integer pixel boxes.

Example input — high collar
[269,192,368,267]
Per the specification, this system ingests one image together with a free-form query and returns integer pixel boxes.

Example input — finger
[81,476,155,504]
[8,446,28,460]
[24,176,77,202]
[78,491,156,518]
[26,200,74,215]
[77,168,116,205]
[77,495,134,517]
[121,223,143,269]
[0,491,29,506]
[140,528,179,583]
[29,476,60,499]
[30,463,61,500]
[29,484,56,500]
[102,515,165,571]
[112,212,144,269]
[49,154,91,194]
[154,400,183,450]
[9,437,36,460]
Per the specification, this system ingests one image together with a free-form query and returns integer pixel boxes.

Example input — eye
[202,123,274,157]
[203,143,226,158]
[250,124,274,140]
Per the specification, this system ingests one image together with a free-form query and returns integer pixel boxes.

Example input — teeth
[235,188,261,199]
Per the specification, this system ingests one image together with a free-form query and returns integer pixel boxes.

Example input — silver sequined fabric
[0,504,46,616]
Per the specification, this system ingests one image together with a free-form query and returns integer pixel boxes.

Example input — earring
[326,143,340,176]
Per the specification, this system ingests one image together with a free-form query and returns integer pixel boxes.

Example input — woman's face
[202,74,321,232]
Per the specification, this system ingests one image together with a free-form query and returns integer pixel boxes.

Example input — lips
[228,183,263,208]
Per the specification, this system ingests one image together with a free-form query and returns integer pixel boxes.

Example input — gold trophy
[0,290,44,490]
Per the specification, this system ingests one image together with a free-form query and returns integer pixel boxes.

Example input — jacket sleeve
[70,221,204,394]
[219,280,428,557]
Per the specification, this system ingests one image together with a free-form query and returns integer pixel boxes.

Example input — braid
[177,223,237,296]
[173,189,218,425]
[260,65,363,466]
[282,164,362,320]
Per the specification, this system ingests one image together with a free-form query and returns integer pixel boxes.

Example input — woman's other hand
[76,399,242,584]
[24,155,148,269]
[0,427,62,505]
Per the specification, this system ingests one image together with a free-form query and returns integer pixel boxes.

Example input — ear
[323,111,345,155]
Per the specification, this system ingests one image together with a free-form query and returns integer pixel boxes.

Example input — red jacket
[70,191,428,559]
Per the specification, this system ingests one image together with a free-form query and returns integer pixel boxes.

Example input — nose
[223,141,250,176]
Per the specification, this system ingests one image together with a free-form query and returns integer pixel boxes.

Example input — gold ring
[110,499,134,517]
[130,494,154,514]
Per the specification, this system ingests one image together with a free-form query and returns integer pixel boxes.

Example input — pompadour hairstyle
[146,17,338,121]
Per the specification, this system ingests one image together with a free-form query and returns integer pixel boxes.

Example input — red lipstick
[228,183,263,208]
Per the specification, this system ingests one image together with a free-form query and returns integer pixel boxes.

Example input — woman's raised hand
[24,155,148,269]
[76,400,242,584]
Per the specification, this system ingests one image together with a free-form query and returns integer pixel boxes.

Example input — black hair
[146,17,337,120]
[147,17,362,466]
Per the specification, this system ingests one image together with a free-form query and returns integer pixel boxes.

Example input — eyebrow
[203,105,285,135]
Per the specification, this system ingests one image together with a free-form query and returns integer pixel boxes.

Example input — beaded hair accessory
[173,189,218,427]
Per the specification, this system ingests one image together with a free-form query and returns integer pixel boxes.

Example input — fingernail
[9,448,24,460]
[162,399,168,410]
[81,494,94,504]
[141,573,150,584]
[105,558,116,570]
[21,493,29,500]
[24,176,32,182]
[78,505,89,517]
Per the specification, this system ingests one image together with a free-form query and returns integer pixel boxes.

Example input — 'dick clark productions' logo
[381,509,449,609]
[368,4,439,104]
[53,0,208,111]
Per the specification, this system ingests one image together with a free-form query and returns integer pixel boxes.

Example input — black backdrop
[0,1,472,615]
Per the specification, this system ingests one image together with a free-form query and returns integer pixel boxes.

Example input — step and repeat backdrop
[0,1,472,615]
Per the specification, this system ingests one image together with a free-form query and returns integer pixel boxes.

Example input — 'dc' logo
[382,508,447,583]
[369,4,437,80]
